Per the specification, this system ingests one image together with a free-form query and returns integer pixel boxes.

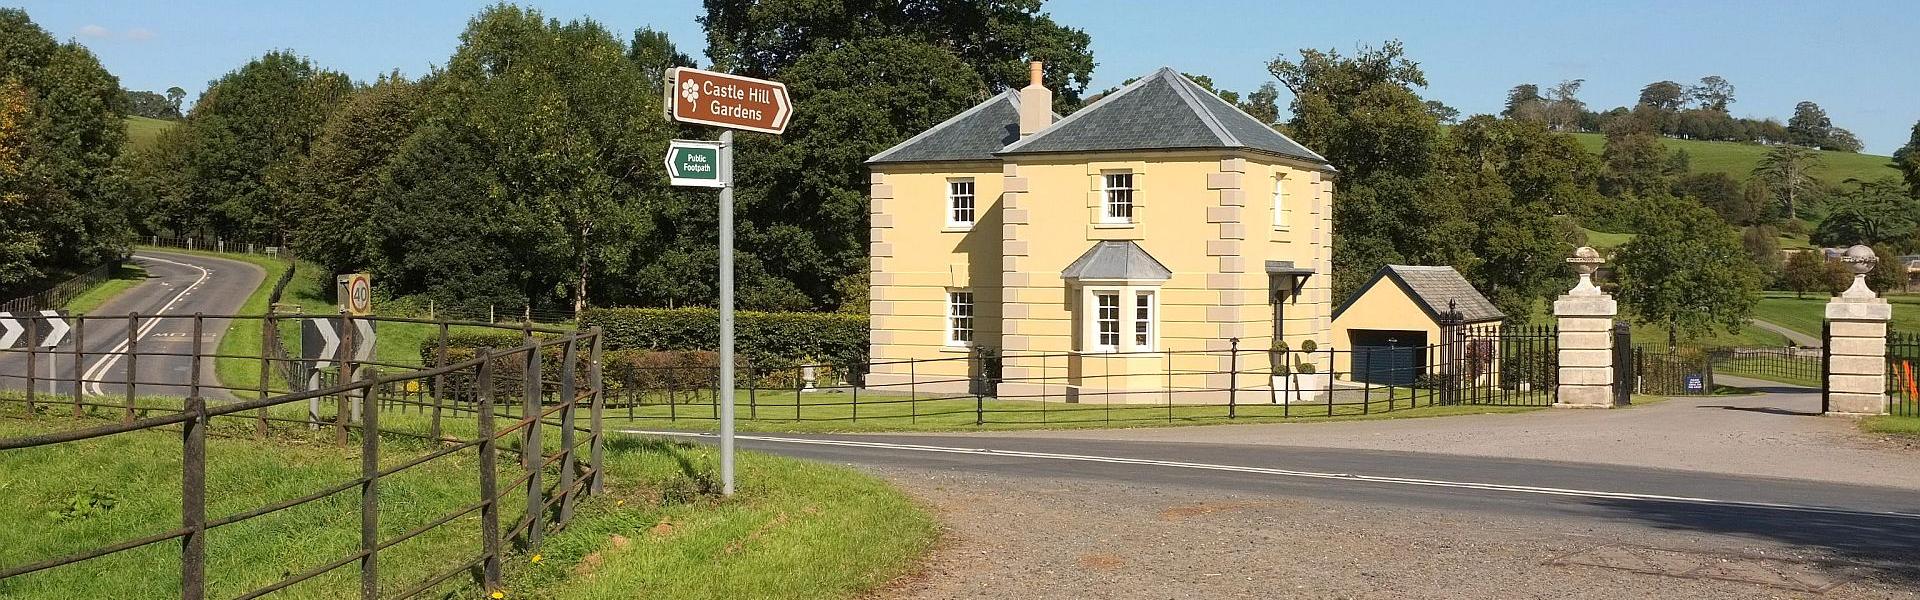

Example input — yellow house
[865,63,1336,402]
[1329,265,1505,385]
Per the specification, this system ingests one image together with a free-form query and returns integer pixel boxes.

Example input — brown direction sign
[666,67,792,135]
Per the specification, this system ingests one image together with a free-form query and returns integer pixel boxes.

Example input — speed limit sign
[337,273,373,316]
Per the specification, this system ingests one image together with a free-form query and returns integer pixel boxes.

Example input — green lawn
[599,387,1547,433]
[1569,132,1902,186]
[1752,291,1920,338]
[61,263,148,315]
[123,116,176,152]
[0,401,934,599]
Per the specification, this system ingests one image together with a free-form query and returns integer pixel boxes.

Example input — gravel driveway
[871,468,1918,599]
[936,380,1920,490]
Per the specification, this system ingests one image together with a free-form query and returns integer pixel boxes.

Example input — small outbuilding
[1330,265,1504,385]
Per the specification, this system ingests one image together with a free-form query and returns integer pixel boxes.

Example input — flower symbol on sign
[680,80,699,105]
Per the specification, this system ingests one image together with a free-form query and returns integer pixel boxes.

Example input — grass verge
[602,388,1547,433]
[0,400,934,599]
[1860,415,1920,438]
[61,263,148,315]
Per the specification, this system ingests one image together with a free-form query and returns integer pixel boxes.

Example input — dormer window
[947,178,976,228]
[1102,172,1134,224]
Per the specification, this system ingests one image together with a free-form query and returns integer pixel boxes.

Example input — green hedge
[415,308,869,383]
[579,307,867,372]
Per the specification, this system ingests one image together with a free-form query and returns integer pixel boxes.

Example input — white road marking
[81,254,212,395]
[620,430,1920,521]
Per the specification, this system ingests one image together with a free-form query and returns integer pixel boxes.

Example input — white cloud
[77,24,109,38]
[124,28,154,41]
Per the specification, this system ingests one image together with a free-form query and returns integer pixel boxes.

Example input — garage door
[1349,330,1426,386]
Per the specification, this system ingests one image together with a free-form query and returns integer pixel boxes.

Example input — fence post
[972,346,984,425]
[125,312,139,423]
[556,337,579,526]
[24,316,36,415]
[522,340,545,550]
[474,350,503,592]
[181,394,208,600]
[432,322,449,440]
[359,367,380,600]
[588,328,606,494]
[1227,337,1239,419]
[747,358,758,420]
[258,313,275,439]
[337,312,354,446]
[189,314,203,401]
[71,316,84,417]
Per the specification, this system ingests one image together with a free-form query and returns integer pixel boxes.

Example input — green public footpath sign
[666,140,726,188]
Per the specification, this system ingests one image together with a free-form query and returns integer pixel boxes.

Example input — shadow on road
[1695,404,1823,417]
[1588,498,1920,586]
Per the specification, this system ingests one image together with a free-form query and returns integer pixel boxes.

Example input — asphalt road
[631,429,1920,582]
[0,251,264,402]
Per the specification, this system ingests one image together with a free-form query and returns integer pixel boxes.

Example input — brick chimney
[1019,60,1051,137]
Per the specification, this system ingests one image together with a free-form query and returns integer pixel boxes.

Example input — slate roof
[1061,241,1172,281]
[998,67,1329,166]
[1333,265,1505,324]
[867,90,1054,164]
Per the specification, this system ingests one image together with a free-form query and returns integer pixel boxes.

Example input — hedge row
[578,307,867,370]
[415,308,869,383]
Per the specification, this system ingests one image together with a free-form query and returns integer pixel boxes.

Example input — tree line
[0,9,130,299]
[1501,76,1864,152]
[116,2,1094,314]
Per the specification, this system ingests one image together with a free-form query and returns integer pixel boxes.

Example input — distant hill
[1567,132,1902,186]
[123,115,176,152]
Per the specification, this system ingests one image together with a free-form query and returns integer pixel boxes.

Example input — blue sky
[19,0,1920,153]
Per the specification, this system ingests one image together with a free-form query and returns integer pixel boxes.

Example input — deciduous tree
[1687,76,1734,112]
[1270,40,1455,301]
[1895,121,1920,197]
[1637,80,1685,111]
[1613,195,1762,349]
[0,8,130,294]
[1781,248,1825,299]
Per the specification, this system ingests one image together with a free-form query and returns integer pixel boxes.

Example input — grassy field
[1752,291,1920,338]
[0,401,935,599]
[61,263,148,314]
[123,116,176,152]
[1568,132,1902,185]
[1576,227,1636,250]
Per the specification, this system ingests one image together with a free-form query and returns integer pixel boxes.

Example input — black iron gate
[1611,322,1632,405]
[1891,330,1918,416]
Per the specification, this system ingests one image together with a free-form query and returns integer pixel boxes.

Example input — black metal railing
[1634,348,1710,396]
[0,313,605,598]
[1709,346,1822,387]
[596,325,1558,427]
[1891,331,1919,417]
[1,262,117,314]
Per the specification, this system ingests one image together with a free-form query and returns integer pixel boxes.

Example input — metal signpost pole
[665,67,789,498]
[718,129,736,496]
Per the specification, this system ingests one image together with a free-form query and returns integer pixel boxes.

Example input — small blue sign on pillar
[1684,373,1705,393]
